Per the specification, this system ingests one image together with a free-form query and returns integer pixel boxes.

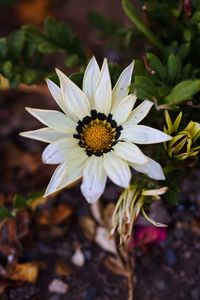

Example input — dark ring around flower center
[73,110,122,157]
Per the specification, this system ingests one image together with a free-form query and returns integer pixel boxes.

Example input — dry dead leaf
[9,262,40,283]
[104,256,126,276]
[79,216,96,241]
[30,196,49,211]
[191,218,200,235]
[37,204,73,226]
[55,260,71,277]
[95,227,117,255]
[102,203,115,231]
[52,204,73,225]
[0,280,8,295]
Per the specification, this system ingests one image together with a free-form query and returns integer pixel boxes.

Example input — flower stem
[121,0,165,53]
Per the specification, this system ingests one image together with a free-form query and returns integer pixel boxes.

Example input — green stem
[121,0,165,53]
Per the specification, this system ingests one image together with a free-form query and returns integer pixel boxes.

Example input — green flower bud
[164,111,200,160]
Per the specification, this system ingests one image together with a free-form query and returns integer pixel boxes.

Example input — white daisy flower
[20,57,171,203]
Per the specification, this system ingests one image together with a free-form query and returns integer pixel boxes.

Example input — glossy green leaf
[147,53,167,80]
[0,205,11,219]
[165,79,200,104]
[64,54,80,67]
[7,30,25,60]
[167,53,181,83]
[134,75,159,100]
[13,194,27,209]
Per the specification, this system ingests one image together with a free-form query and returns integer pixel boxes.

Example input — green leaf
[177,43,190,60]
[88,11,119,36]
[163,190,178,205]
[7,30,25,60]
[181,63,192,79]
[164,79,200,105]
[147,53,167,80]
[27,191,44,205]
[23,25,47,45]
[64,54,80,67]
[38,41,58,54]
[191,11,200,24]
[0,205,11,219]
[21,69,38,84]
[2,60,13,78]
[0,38,8,60]
[44,17,73,47]
[134,75,159,100]
[13,194,27,209]
[167,53,181,83]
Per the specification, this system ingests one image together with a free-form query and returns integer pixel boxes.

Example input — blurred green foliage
[0,192,43,220]
[0,17,86,87]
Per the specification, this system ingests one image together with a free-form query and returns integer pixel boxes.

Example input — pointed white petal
[94,58,112,115]
[81,156,107,203]
[103,152,131,188]
[56,68,90,121]
[114,141,147,164]
[121,125,172,144]
[46,79,67,114]
[19,128,67,143]
[82,56,100,107]
[131,157,165,180]
[25,107,76,133]
[112,61,134,108]
[111,94,137,125]
[124,100,153,126]
[44,151,87,197]
[42,138,79,164]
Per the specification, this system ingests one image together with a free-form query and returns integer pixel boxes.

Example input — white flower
[20,57,171,203]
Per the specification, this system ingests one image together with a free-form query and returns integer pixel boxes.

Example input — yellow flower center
[74,110,123,156]
[83,123,113,152]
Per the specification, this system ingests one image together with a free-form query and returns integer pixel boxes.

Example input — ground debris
[48,279,69,294]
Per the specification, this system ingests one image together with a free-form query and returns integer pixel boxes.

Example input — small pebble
[71,247,85,267]
[184,251,191,259]
[48,279,68,294]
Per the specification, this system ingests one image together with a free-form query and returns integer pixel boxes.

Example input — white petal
[103,152,131,188]
[46,79,67,114]
[56,68,90,121]
[111,94,137,125]
[131,157,165,180]
[94,58,112,115]
[114,141,148,164]
[82,56,100,107]
[42,138,79,164]
[19,128,67,143]
[25,107,76,133]
[121,125,172,144]
[44,151,87,197]
[112,61,134,108]
[81,156,107,203]
[124,100,153,126]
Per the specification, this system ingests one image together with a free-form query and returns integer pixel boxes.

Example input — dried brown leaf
[9,262,40,283]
